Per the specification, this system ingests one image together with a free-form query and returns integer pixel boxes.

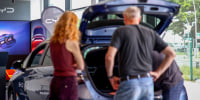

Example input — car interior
[83,45,163,98]
[84,46,119,95]
[86,14,157,30]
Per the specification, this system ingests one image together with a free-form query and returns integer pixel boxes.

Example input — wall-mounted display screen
[31,19,47,52]
[0,21,30,55]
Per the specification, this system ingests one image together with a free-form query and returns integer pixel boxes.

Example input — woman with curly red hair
[49,11,84,100]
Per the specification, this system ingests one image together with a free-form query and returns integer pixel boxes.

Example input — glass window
[49,0,65,10]
[71,7,87,27]
[87,14,160,29]
[28,43,46,67]
[31,50,43,67]
[42,47,53,66]
[72,0,91,9]
[31,0,43,20]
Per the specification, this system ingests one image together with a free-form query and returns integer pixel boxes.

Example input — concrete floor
[184,81,200,100]
[3,80,200,100]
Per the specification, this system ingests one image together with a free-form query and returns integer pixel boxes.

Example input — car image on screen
[31,26,46,53]
[0,21,30,55]
[0,34,15,48]
[32,26,46,41]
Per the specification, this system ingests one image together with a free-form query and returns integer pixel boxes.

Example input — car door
[24,41,53,100]
[11,41,53,100]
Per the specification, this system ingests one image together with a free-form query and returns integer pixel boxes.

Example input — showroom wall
[0,0,30,20]
[0,0,31,68]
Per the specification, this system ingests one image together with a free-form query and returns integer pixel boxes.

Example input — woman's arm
[66,40,84,70]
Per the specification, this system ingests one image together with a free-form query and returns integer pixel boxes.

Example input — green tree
[166,0,200,38]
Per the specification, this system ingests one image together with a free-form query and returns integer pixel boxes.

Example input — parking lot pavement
[4,81,199,100]
[184,81,200,100]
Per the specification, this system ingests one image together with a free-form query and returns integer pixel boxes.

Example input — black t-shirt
[152,51,183,90]
[110,24,167,77]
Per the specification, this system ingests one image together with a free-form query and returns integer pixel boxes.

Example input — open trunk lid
[79,0,180,44]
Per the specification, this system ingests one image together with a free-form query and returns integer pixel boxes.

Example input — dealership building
[0,0,200,100]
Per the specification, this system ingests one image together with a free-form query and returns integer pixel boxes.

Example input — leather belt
[120,73,151,82]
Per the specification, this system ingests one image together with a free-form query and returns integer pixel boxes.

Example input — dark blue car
[7,0,180,100]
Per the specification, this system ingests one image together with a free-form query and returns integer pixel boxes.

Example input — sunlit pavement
[4,81,200,100]
[184,80,200,100]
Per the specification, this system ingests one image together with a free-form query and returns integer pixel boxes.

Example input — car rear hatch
[80,0,180,44]
[79,0,180,98]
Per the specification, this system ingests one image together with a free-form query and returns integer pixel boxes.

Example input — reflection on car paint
[18,82,24,88]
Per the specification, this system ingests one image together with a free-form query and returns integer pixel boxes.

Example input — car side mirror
[12,60,24,71]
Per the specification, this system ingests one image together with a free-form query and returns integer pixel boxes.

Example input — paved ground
[4,80,200,100]
[184,81,200,100]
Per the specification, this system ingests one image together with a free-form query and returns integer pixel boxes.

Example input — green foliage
[77,19,81,28]
[166,0,200,38]
[176,52,185,55]
[180,65,200,81]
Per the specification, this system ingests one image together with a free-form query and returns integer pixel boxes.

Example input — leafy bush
[180,65,200,81]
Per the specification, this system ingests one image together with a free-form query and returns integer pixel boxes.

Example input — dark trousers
[162,79,188,100]
[49,76,78,100]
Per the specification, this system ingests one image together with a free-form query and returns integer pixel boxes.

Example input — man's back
[152,51,183,90]
[105,6,176,100]
[111,24,166,77]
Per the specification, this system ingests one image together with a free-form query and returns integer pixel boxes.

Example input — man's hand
[109,76,120,90]
[150,71,160,82]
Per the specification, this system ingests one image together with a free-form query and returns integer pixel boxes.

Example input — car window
[25,42,47,68]
[91,14,122,21]
[31,51,43,67]
[29,43,52,67]
[87,13,160,29]
[42,47,53,66]
[142,14,160,29]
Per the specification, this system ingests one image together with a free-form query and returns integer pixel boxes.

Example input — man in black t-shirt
[105,6,176,100]
[152,51,188,100]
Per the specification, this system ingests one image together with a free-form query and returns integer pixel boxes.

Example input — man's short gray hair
[123,6,141,19]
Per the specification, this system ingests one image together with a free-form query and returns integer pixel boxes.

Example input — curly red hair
[50,11,81,44]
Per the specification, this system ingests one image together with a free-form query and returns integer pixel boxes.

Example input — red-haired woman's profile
[49,11,84,100]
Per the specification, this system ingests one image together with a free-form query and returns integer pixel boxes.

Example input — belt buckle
[147,73,150,77]
[137,74,141,79]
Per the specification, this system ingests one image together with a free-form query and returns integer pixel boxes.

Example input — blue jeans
[114,77,154,100]
[162,79,188,100]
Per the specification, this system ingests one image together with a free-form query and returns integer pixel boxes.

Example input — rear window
[87,13,161,29]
